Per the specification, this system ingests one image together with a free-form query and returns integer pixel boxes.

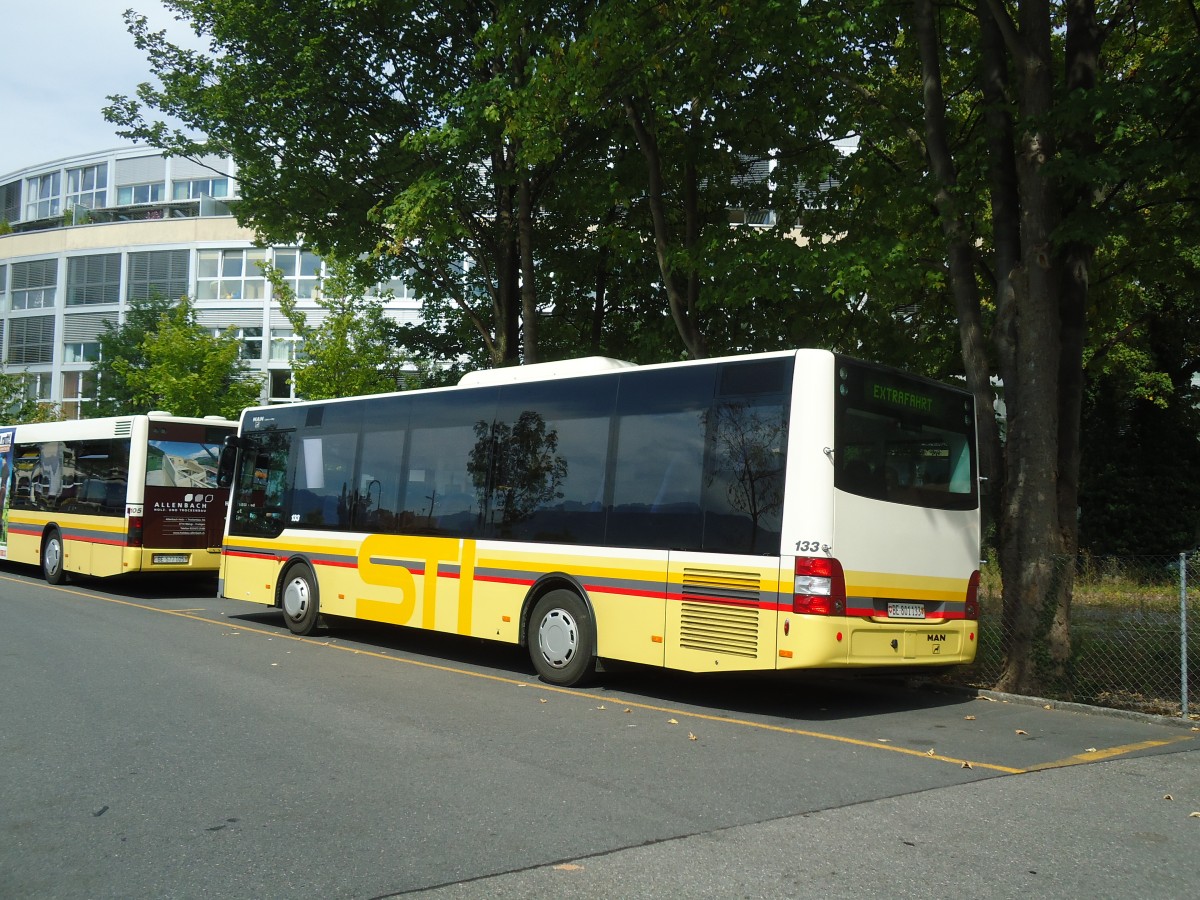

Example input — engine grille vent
[679,568,762,658]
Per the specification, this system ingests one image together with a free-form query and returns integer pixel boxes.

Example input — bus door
[221,429,293,603]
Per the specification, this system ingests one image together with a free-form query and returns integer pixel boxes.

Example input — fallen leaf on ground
[926,749,936,756]
[688,732,697,741]
[962,762,972,769]
[667,718,679,725]
[964,715,976,721]
[539,698,547,704]
[1164,794,1173,801]
[1015,729,1028,735]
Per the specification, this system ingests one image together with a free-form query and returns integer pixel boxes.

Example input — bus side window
[292,432,357,529]
[356,427,405,532]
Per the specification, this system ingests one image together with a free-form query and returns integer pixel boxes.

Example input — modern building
[0,146,421,417]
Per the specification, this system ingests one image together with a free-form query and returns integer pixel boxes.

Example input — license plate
[888,602,925,620]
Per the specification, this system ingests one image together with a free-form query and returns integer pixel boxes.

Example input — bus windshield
[834,357,977,511]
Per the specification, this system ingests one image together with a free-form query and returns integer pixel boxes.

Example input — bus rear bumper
[128,547,223,574]
[778,616,978,669]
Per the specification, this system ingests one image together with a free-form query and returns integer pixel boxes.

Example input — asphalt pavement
[1,565,1195,899]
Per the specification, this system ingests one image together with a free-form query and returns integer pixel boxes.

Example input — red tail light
[794,556,847,616]
[127,516,144,548]
[964,570,981,619]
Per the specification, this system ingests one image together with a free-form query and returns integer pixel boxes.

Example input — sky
[0,0,203,177]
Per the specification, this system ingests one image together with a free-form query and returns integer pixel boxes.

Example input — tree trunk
[518,175,539,364]
[623,96,708,359]
[992,0,1072,693]
[913,0,1002,521]
[978,0,1020,546]
[492,145,521,368]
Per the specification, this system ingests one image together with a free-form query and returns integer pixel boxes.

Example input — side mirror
[216,434,241,489]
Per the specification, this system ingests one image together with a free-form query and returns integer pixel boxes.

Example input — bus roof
[458,356,637,387]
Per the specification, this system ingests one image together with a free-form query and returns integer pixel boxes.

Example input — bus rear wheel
[280,563,320,635]
[529,589,595,687]
[42,529,67,585]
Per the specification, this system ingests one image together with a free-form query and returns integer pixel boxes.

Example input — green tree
[802,0,1200,692]
[110,297,262,419]
[526,0,849,360]
[105,0,593,368]
[106,1,853,370]
[267,258,412,401]
[94,293,176,416]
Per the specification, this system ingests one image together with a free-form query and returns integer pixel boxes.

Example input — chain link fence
[951,554,1198,719]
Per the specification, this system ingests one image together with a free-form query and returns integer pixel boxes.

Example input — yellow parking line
[1025,737,1194,771]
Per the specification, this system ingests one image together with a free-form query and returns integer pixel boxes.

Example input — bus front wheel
[42,529,67,585]
[280,563,320,635]
[529,589,595,687]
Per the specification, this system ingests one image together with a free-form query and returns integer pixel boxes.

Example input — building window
[116,182,166,205]
[63,341,101,363]
[212,325,263,361]
[272,249,323,299]
[2,180,19,223]
[20,372,54,404]
[127,250,189,302]
[172,177,230,201]
[67,254,121,306]
[10,259,58,310]
[197,249,268,300]
[62,371,99,419]
[25,172,61,220]
[269,369,295,402]
[65,164,108,210]
[7,316,56,365]
[383,272,421,301]
[269,327,301,362]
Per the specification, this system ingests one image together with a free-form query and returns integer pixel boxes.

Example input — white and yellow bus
[218,350,980,685]
[0,413,236,583]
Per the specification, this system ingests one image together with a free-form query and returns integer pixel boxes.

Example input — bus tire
[280,562,320,636]
[529,589,595,687]
[42,528,67,585]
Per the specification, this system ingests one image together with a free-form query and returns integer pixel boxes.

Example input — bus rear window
[834,359,977,511]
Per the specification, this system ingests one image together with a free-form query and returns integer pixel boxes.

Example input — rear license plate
[888,602,925,620]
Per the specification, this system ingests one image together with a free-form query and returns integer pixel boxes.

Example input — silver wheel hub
[282,577,310,620]
[537,608,578,669]
[44,539,61,574]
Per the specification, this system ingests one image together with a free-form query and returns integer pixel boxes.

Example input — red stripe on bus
[67,536,127,547]
[222,548,287,562]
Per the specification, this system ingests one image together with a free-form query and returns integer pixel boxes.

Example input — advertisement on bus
[0,427,14,558]
[142,426,227,551]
